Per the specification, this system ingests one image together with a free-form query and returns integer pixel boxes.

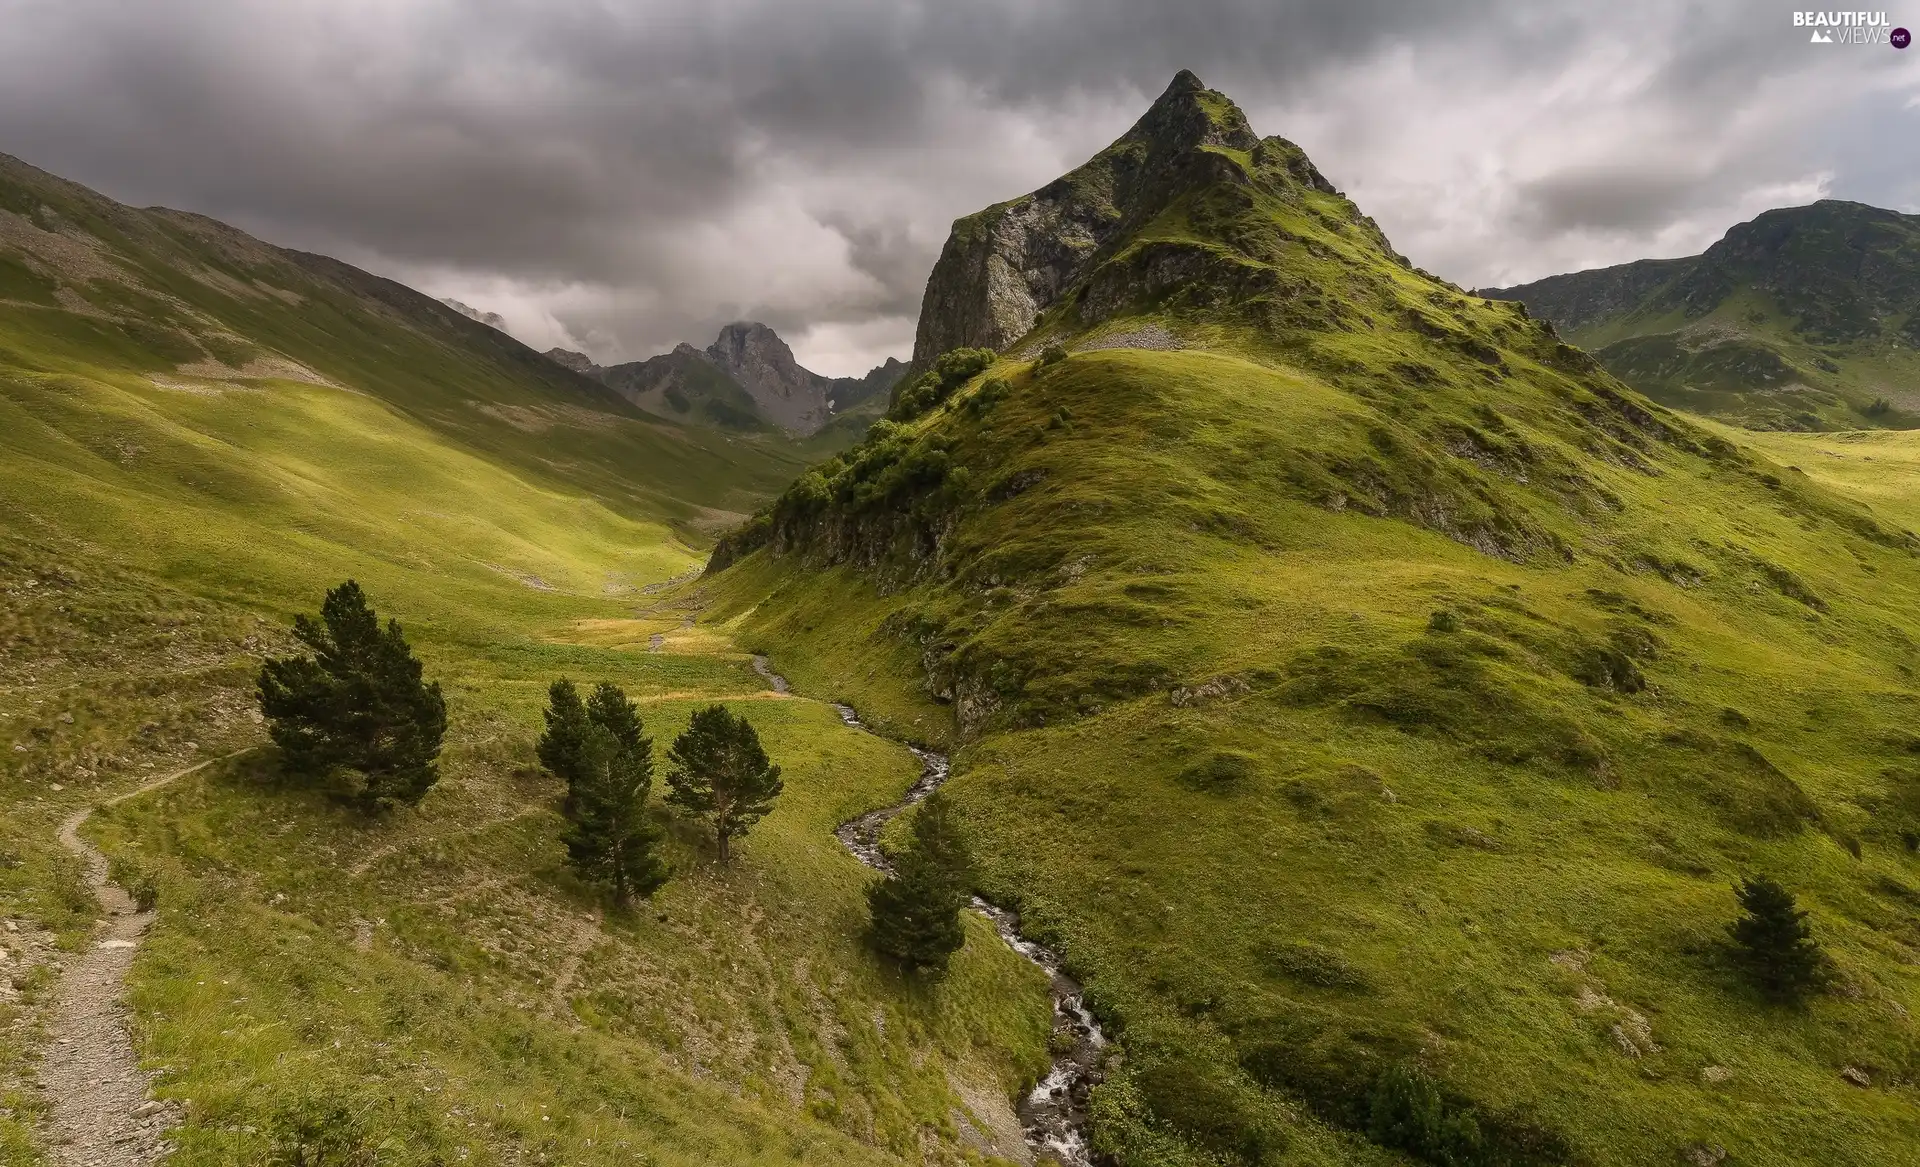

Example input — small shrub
[1179,750,1258,790]
[109,855,159,912]
[1256,940,1369,990]
[1037,343,1068,367]
[962,377,1011,418]
[1427,610,1459,633]
[1368,1063,1484,1165]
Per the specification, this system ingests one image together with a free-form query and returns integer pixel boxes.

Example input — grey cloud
[1515,166,1725,234]
[0,0,1911,371]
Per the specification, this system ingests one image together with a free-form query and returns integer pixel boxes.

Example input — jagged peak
[707,320,800,368]
[1116,70,1260,159]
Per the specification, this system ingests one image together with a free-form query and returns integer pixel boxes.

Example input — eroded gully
[751,657,1107,1167]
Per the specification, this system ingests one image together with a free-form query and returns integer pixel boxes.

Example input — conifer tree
[1728,875,1825,1001]
[256,580,446,810]
[537,678,591,812]
[562,723,669,903]
[586,681,647,758]
[665,704,783,864]
[867,791,972,972]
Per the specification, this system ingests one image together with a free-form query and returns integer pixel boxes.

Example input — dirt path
[38,750,247,1165]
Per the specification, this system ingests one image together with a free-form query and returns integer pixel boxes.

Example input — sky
[2,1,1917,376]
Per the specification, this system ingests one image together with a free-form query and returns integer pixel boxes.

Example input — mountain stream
[751,657,1107,1166]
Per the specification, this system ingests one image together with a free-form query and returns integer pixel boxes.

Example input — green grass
[87,694,1048,1166]
[697,89,1920,1162]
[713,342,1920,1164]
[0,152,1051,1163]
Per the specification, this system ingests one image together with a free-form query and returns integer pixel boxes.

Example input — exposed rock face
[705,321,833,433]
[909,69,1350,365]
[544,347,600,375]
[440,298,507,331]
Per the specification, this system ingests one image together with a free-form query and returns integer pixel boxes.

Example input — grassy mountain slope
[1486,201,1920,431]
[701,74,1920,1166]
[0,154,1052,1163]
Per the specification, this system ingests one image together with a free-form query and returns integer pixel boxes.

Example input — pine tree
[536,679,591,811]
[257,580,446,811]
[665,704,783,865]
[867,791,972,972]
[586,681,647,758]
[1728,875,1825,1002]
[562,723,669,904]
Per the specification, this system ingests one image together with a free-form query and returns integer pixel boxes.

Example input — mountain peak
[703,321,831,432]
[1128,70,1259,156]
[910,74,1358,363]
[707,321,801,375]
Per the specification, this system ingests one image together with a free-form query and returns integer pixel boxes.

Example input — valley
[0,152,1049,1164]
[3,58,1920,1167]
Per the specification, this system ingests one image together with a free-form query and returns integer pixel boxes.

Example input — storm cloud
[1,0,1915,372]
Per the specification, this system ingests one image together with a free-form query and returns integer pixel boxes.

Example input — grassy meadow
[0,365,1054,1164]
[0,151,1052,1164]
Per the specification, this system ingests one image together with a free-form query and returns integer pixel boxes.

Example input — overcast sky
[3,1,1917,375]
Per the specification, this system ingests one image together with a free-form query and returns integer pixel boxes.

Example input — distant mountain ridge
[1485,200,1920,430]
[548,323,905,437]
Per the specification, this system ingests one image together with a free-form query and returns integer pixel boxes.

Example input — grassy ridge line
[1485,201,1920,431]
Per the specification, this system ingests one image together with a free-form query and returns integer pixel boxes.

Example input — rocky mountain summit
[1487,200,1920,429]
[550,323,904,436]
[910,69,1405,365]
[704,321,833,432]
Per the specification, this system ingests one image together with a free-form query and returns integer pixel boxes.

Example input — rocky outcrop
[909,69,1345,365]
[440,298,507,331]
[544,347,599,375]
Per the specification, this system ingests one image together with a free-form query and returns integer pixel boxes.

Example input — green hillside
[0,154,1052,1164]
[701,74,1920,1166]
[1485,201,1920,431]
